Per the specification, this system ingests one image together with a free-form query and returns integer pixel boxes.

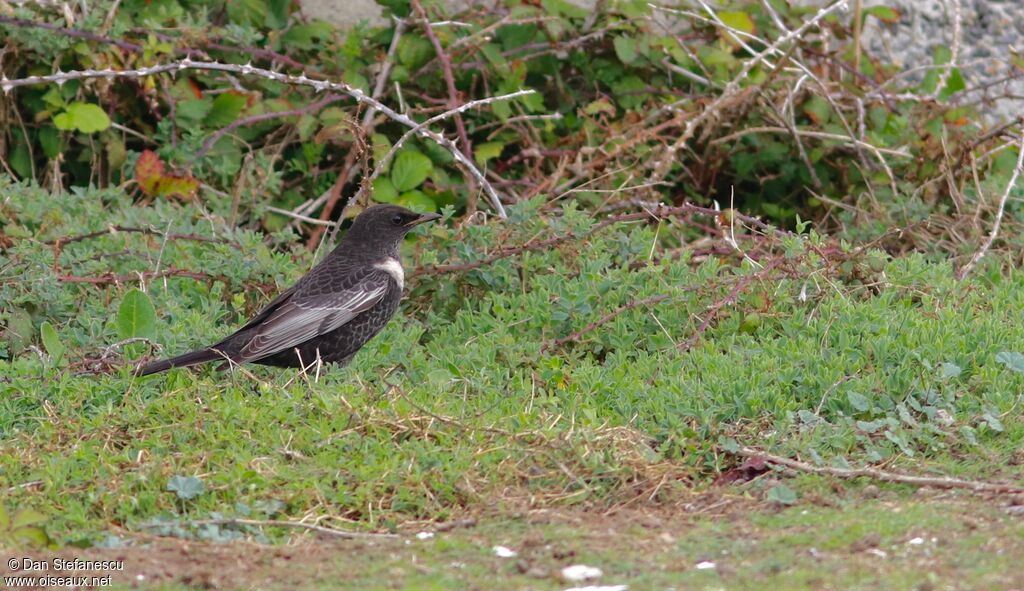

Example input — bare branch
[957,134,1024,280]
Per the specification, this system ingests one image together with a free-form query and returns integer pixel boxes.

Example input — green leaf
[802,95,831,126]
[584,98,616,116]
[9,140,31,178]
[398,36,434,70]
[982,412,1005,432]
[766,484,797,505]
[176,98,213,124]
[474,141,505,167]
[939,67,966,98]
[847,391,871,412]
[863,5,900,24]
[0,504,9,529]
[419,140,455,165]
[613,36,638,65]
[612,75,647,110]
[52,102,110,133]
[938,362,962,379]
[718,11,755,42]
[117,289,157,340]
[205,92,248,128]
[373,177,399,203]
[391,149,433,192]
[167,475,205,500]
[372,133,393,173]
[39,321,64,364]
[39,126,62,159]
[11,508,47,529]
[996,351,1024,373]
[226,0,266,26]
[397,190,437,213]
[12,526,50,548]
[1,307,33,352]
[266,0,290,28]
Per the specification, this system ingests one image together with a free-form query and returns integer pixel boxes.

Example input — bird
[135,204,441,376]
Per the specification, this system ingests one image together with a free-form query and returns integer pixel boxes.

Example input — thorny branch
[0,58,522,218]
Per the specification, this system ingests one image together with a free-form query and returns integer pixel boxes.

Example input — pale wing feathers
[238,282,387,361]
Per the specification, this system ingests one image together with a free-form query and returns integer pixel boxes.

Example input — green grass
[2,179,1024,551]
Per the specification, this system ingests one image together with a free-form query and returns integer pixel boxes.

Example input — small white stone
[492,545,517,558]
[561,564,603,582]
[908,537,924,545]
[416,531,434,540]
[695,561,716,570]
[564,586,628,591]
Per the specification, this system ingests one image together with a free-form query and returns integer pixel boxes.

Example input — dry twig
[956,133,1024,279]
[737,447,1024,494]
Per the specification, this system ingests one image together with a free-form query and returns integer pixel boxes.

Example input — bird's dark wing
[236,268,389,362]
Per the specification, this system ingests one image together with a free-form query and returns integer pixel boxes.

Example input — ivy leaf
[167,475,205,501]
[53,102,110,133]
[391,149,433,192]
[40,321,65,364]
[117,289,157,340]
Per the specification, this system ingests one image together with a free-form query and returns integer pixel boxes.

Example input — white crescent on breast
[373,259,404,291]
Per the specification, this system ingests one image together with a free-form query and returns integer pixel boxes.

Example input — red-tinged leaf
[713,457,769,486]
[187,79,203,99]
[135,150,199,200]
[135,150,165,195]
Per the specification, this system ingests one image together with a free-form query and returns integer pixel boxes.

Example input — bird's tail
[134,348,226,377]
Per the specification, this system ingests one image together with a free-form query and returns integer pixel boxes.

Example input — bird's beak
[406,212,442,227]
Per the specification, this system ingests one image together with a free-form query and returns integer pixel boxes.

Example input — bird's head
[342,204,441,253]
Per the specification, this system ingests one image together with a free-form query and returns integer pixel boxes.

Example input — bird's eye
[391,214,404,226]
